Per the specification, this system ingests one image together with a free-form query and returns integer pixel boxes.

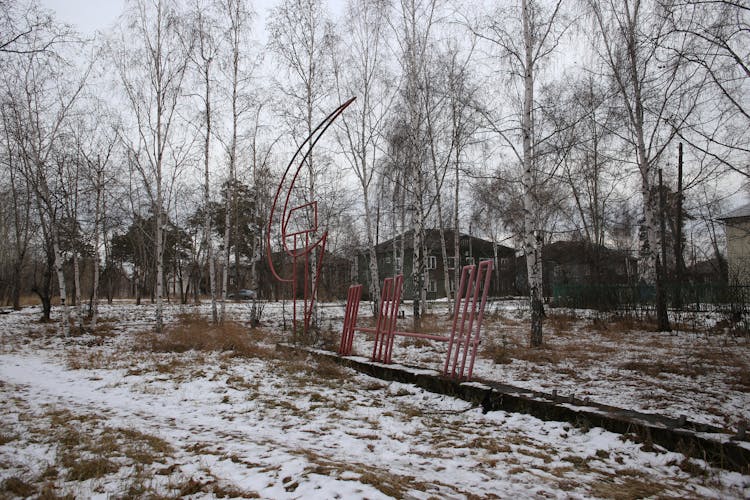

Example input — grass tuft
[2,476,37,497]
[619,360,709,379]
[0,432,18,445]
[64,456,120,481]
[139,314,273,359]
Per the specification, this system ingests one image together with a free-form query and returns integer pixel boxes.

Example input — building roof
[373,229,514,254]
[718,202,750,221]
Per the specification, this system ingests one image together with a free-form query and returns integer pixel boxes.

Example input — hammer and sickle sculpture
[267,97,356,337]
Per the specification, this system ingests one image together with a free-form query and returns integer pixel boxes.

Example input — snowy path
[2,349,749,499]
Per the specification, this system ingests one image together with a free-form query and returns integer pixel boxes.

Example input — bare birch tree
[1,27,89,334]
[1,0,71,55]
[268,0,333,329]
[217,0,254,322]
[0,93,35,310]
[187,0,221,323]
[112,0,193,333]
[586,0,704,330]
[471,0,568,346]
[332,0,395,311]
[661,0,749,178]
[6,74,81,334]
[391,0,439,327]
[77,101,119,328]
[425,43,479,312]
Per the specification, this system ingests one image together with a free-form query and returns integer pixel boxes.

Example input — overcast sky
[39,0,124,34]
[38,0,345,38]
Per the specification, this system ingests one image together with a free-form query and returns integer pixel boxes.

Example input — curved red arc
[266,97,356,283]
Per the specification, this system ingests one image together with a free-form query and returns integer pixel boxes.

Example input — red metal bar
[304,232,310,332]
[378,277,395,362]
[384,274,403,364]
[444,265,471,375]
[340,265,491,379]
[442,262,494,381]
[266,97,356,341]
[346,286,362,354]
[449,265,477,378]
[339,284,362,355]
[458,263,485,378]
[466,260,494,380]
[371,274,403,364]
[292,235,298,336]
[339,286,354,354]
[356,327,450,342]
[372,277,392,361]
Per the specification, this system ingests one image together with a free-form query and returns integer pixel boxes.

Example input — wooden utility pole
[674,143,685,309]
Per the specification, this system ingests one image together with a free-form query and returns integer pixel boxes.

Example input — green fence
[552,283,750,312]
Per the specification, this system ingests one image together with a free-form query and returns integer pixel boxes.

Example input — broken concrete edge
[276,343,750,474]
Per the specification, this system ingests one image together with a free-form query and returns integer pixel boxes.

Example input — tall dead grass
[138,314,273,358]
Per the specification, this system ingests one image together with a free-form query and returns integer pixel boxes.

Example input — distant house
[355,229,517,300]
[685,258,727,285]
[258,250,351,301]
[515,240,638,297]
[718,202,750,285]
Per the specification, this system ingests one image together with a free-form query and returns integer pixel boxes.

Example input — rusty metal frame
[340,261,493,381]
[339,284,362,355]
[267,97,356,338]
[444,260,494,380]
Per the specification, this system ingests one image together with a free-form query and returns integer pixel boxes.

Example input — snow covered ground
[355,300,750,431]
[0,301,749,498]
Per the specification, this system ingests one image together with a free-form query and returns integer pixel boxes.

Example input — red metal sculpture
[339,260,494,381]
[267,97,356,338]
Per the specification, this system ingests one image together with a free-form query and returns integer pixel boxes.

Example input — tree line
[0,0,747,346]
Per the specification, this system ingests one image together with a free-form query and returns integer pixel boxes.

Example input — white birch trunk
[155,198,164,333]
[221,3,241,323]
[437,217,451,310]
[453,154,460,309]
[639,176,659,284]
[363,188,381,310]
[221,188,231,322]
[90,174,101,328]
[52,233,70,337]
[522,0,544,347]
[73,250,84,331]
[249,132,261,326]
[412,220,422,326]
[202,57,218,324]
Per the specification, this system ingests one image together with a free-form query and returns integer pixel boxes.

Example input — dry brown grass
[403,336,433,348]
[16,294,44,307]
[138,314,274,359]
[291,448,437,499]
[587,473,672,500]
[1,476,37,497]
[481,339,512,365]
[36,485,75,500]
[23,407,177,493]
[0,432,17,445]
[619,360,709,379]
[269,351,348,387]
[466,436,512,454]
[732,367,750,391]
[413,314,448,334]
[593,316,659,337]
[507,345,562,364]
[316,328,342,352]
[484,315,525,328]
[63,456,119,481]
[65,348,123,370]
[547,313,577,336]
